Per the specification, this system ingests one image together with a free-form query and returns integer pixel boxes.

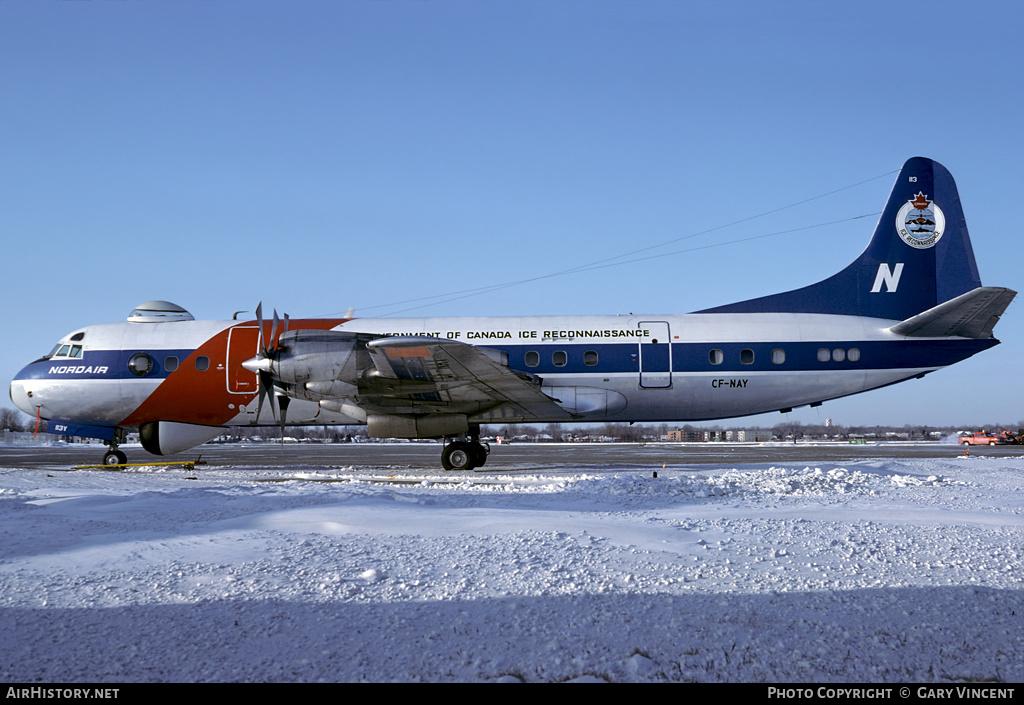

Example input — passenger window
[584,350,598,366]
[709,349,724,365]
[740,349,754,365]
[552,351,567,367]
[817,348,831,362]
[525,351,539,367]
[832,348,846,362]
[195,356,210,371]
[771,348,785,364]
[165,356,179,372]
[847,348,861,362]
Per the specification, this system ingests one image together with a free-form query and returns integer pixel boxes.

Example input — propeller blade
[255,372,267,421]
[278,396,290,442]
[255,302,267,356]
[250,302,291,436]
[257,370,277,422]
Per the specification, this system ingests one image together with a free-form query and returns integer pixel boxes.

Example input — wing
[358,336,574,423]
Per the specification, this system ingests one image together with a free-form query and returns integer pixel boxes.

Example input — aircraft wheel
[103,450,127,466]
[470,442,489,468]
[442,441,475,471]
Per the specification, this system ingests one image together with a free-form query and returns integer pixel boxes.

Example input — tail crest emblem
[897,192,945,249]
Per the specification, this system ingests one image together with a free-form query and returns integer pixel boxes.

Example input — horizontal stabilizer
[889,287,1016,339]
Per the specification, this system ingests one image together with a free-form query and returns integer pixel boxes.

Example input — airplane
[9,157,1016,470]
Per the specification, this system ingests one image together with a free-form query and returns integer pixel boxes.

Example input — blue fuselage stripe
[18,349,197,380]
[15,339,995,382]
[495,339,995,375]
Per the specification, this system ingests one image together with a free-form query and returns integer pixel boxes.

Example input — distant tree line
[1,409,29,432]
[491,420,1024,443]
[2,406,1022,443]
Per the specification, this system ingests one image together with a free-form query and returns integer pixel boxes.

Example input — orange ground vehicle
[960,431,1004,446]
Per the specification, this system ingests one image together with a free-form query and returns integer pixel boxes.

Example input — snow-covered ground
[1,448,1022,683]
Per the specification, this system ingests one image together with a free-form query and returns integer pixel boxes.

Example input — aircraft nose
[9,366,39,422]
[9,379,36,417]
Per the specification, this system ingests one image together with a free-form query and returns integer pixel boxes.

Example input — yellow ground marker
[72,457,207,471]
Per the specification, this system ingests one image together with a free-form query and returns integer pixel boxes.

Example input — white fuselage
[12,310,973,431]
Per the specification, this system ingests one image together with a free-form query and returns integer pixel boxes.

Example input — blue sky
[2,0,1022,429]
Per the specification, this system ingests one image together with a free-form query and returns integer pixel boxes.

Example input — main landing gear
[441,435,490,471]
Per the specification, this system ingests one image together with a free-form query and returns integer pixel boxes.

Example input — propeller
[242,302,291,441]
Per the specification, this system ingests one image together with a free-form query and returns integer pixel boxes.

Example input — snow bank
[1,455,1022,682]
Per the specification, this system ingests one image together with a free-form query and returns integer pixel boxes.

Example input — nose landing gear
[103,449,127,465]
[102,429,128,466]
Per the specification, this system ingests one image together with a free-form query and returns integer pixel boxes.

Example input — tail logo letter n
[871,262,904,293]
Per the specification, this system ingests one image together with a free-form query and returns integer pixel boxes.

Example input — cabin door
[226,326,261,395]
[639,321,671,388]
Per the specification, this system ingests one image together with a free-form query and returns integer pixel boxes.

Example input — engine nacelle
[300,380,359,402]
[273,330,359,386]
[318,399,367,423]
[541,386,628,417]
[367,413,468,439]
[139,421,224,456]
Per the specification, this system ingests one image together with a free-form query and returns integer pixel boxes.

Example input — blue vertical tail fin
[699,157,984,320]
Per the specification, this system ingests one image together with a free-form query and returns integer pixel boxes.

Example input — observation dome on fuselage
[127,301,195,323]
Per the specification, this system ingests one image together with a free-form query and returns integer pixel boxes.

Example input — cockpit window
[49,344,84,360]
[41,331,87,360]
